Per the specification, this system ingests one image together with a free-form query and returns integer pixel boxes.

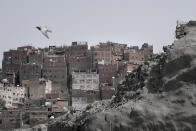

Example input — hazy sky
[0,0,196,67]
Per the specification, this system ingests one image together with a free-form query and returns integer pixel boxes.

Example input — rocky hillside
[15,21,196,131]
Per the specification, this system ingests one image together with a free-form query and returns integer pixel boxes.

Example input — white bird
[36,26,52,39]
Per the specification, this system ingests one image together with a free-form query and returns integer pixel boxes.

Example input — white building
[72,71,100,110]
[72,71,99,91]
[0,84,27,108]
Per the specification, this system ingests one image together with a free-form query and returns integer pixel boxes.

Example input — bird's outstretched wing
[43,32,49,39]
[47,29,52,33]
[35,26,41,30]
[35,26,52,39]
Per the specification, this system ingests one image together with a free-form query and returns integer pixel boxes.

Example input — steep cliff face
[15,21,196,131]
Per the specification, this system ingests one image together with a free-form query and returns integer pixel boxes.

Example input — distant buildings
[0,41,154,129]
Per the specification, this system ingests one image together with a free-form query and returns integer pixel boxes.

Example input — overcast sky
[0,0,196,67]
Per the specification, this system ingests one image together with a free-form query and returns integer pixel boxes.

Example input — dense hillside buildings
[0,41,154,129]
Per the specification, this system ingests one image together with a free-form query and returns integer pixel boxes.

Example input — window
[81,75,85,78]
[93,80,98,84]
[73,79,78,84]
[86,74,92,78]
[86,85,92,89]
[10,119,14,122]
[86,79,92,84]
[80,80,85,84]
[80,85,84,88]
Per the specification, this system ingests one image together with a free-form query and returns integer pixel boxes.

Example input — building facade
[0,85,27,108]
[71,71,100,110]
[91,42,113,65]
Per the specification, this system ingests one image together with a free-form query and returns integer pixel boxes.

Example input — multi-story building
[42,53,68,96]
[27,106,49,127]
[24,79,52,100]
[68,55,92,75]
[2,50,27,74]
[91,42,113,66]
[0,109,24,130]
[45,98,69,113]
[124,43,153,74]
[0,84,27,108]
[19,64,41,82]
[100,83,115,100]
[28,49,44,65]
[111,43,127,55]
[43,54,67,83]
[17,46,34,54]
[71,71,100,110]
[72,71,99,91]
[69,41,88,57]
[124,43,153,64]
[140,43,153,60]
[98,64,117,84]
[2,46,34,85]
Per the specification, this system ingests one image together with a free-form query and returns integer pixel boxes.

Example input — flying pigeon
[36,26,52,39]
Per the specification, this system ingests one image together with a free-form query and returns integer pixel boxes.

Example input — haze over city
[0,0,196,67]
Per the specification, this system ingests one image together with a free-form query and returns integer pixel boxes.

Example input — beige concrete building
[72,71,99,91]
[0,84,27,108]
[72,71,100,110]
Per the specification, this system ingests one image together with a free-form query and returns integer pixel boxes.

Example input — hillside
[14,21,196,131]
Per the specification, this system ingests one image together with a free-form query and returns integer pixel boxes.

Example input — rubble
[13,124,47,131]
